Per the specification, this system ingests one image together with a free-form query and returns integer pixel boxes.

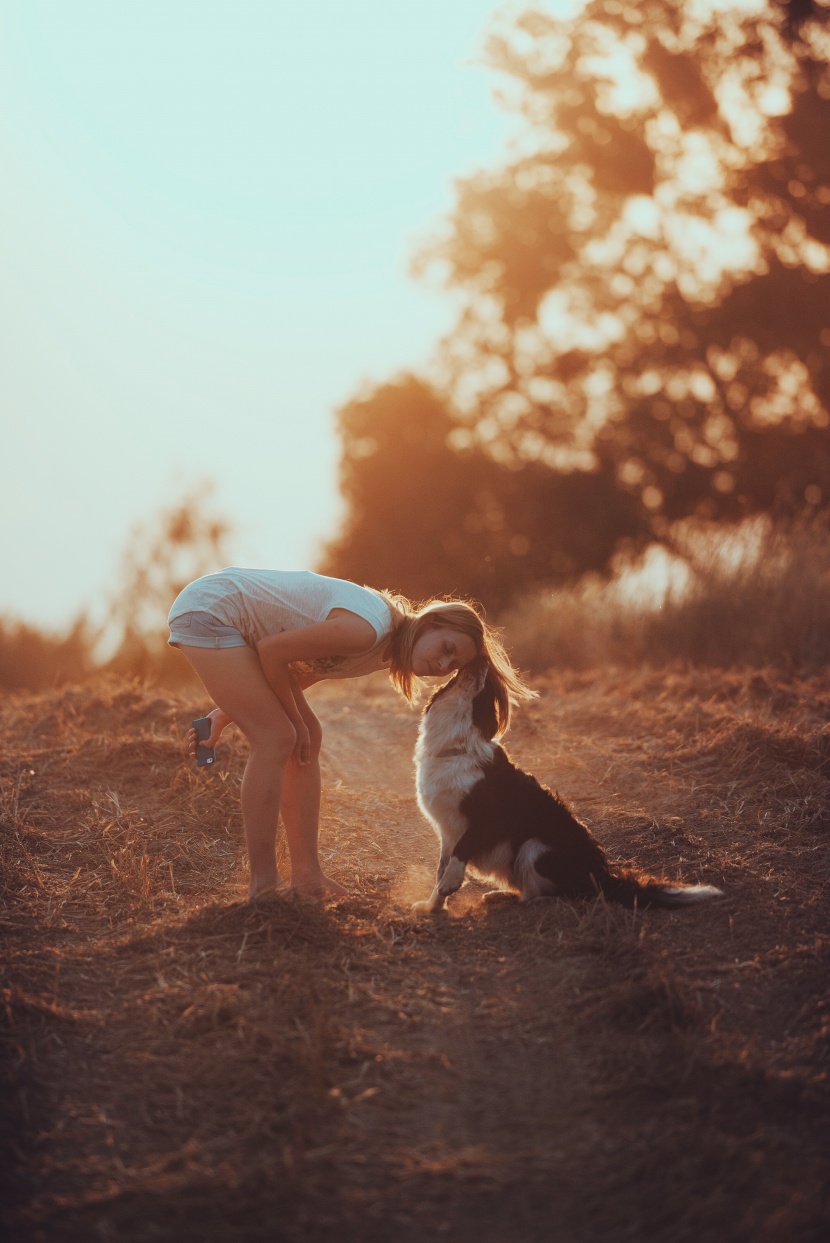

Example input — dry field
[1,667,829,1242]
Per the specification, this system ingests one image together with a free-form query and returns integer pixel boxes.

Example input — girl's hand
[186,708,231,759]
[292,722,312,767]
[288,671,321,767]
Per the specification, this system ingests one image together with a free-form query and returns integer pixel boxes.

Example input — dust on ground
[1,667,829,1242]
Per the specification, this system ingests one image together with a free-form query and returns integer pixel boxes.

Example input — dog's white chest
[414,701,493,852]
[415,754,480,851]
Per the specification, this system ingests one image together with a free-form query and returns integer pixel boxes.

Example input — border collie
[413,656,724,914]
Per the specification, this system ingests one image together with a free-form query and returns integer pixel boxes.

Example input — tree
[319,374,643,610]
[324,0,829,605]
[413,0,830,542]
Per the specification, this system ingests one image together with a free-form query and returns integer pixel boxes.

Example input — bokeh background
[3,0,829,688]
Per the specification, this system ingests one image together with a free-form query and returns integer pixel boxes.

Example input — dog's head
[423,654,507,741]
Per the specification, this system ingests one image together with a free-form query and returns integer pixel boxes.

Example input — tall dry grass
[4,516,830,692]
[0,617,94,692]
[503,517,830,675]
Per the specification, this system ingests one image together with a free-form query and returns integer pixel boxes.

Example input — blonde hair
[380,591,537,731]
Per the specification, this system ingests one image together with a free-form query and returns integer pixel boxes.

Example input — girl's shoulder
[319,576,397,637]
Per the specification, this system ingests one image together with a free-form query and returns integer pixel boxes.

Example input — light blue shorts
[168,610,248,650]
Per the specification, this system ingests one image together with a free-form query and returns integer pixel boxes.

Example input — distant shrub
[0,617,94,692]
[502,518,830,674]
[1,488,230,693]
[5,516,829,691]
[99,485,232,684]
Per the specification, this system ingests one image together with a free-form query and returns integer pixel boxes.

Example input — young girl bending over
[168,568,532,900]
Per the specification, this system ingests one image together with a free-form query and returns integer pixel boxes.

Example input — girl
[168,567,533,900]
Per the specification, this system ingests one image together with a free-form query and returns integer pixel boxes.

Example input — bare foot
[247,879,289,901]
[291,873,352,901]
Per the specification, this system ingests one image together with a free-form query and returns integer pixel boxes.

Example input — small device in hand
[193,717,216,767]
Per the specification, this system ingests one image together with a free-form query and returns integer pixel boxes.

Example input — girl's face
[410,625,479,678]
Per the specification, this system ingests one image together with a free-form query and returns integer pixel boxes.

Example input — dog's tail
[598,870,724,909]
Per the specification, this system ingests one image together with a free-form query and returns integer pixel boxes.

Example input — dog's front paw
[411,899,440,915]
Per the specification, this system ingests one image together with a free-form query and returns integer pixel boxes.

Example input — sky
[0,0,555,632]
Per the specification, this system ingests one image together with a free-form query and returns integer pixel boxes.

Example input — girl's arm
[256,610,377,764]
[290,674,323,761]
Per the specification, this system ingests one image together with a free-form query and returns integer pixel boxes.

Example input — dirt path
[2,671,829,1241]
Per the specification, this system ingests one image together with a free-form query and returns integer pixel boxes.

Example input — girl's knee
[247,717,296,761]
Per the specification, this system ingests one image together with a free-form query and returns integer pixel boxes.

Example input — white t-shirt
[168,568,397,680]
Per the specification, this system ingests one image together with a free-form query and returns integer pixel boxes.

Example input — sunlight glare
[579,29,660,117]
[613,543,691,607]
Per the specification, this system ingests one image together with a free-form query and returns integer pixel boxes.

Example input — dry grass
[504,518,830,675]
[4,518,830,696]
[1,670,829,1242]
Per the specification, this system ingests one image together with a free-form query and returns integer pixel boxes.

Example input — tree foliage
[417,0,830,536]
[326,0,830,602]
[320,374,641,608]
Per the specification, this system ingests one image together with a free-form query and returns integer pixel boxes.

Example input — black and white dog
[413,656,724,914]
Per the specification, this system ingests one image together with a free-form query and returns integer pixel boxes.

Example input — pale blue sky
[1,0,542,630]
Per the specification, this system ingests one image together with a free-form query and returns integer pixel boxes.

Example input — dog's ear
[471,665,500,740]
[470,654,490,694]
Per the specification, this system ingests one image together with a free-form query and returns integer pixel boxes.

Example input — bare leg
[239,738,291,897]
[280,756,346,897]
[180,646,342,899]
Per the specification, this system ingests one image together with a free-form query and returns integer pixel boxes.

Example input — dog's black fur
[413,657,725,913]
